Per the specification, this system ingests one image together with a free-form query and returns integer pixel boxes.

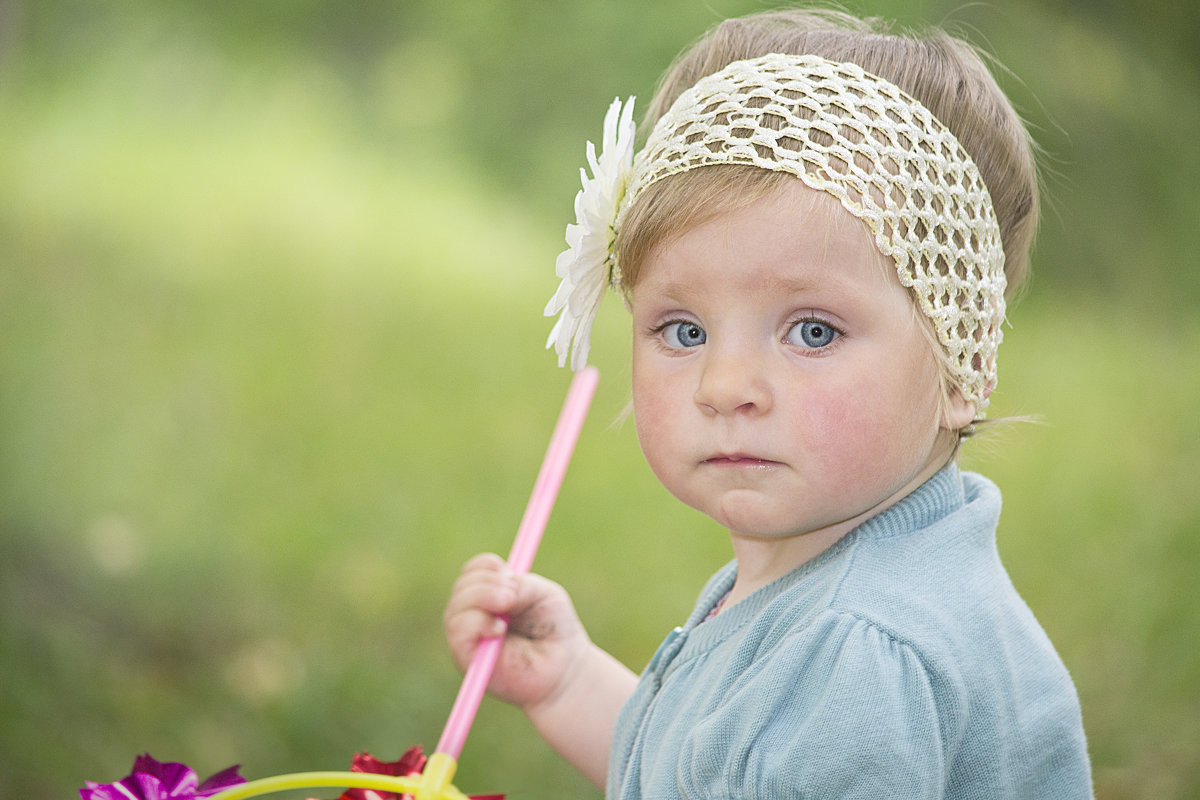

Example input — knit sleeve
[676,614,961,799]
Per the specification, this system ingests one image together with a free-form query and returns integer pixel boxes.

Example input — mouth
[703,453,781,468]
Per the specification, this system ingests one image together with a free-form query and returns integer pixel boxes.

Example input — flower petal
[195,765,246,797]
[81,756,242,800]
[545,96,636,370]
[80,781,143,800]
[350,746,426,778]
[153,762,197,796]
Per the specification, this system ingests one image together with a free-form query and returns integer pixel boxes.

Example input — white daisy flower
[545,96,636,370]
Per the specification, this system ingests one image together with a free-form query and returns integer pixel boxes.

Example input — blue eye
[664,321,707,348]
[787,320,841,349]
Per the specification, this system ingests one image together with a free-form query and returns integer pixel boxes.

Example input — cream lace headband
[546,53,1006,414]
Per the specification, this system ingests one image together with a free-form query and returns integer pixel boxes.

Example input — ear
[941,386,977,432]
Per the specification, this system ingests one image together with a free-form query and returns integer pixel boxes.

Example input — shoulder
[674,614,954,798]
[805,470,1065,721]
[764,606,971,744]
[769,610,961,731]
[824,470,1013,647]
[735,605,1089,798]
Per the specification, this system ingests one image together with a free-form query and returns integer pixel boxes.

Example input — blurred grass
[1,3,1198,799]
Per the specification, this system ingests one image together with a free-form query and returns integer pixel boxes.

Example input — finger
[449,554,514,605]
[460,552,507,576]
[508,572,563,614]
[444,610,508,671]
[446,569,518,618]
[446,605,508,645]
[501,574,574,640]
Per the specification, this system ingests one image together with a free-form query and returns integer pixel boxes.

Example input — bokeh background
[2,1,1197,797]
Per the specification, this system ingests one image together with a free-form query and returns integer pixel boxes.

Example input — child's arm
[444,553,638,788]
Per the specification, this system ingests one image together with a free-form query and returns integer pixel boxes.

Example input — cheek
[893,347,947,426]
[794,356,941,476]
[863,354,946,467]
[631,355,673,468]
[798,380,889,466]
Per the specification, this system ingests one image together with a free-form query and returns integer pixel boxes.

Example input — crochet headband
[545,53,1007,414]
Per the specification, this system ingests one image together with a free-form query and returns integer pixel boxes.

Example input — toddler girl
[444,8,1092,798]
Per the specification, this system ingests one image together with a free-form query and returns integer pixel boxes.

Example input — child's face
[630,180,971,554]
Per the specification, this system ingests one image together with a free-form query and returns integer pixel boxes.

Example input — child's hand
[445,552,638,787]
[444,553,591,712]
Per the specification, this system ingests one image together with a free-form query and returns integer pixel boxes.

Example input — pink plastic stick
[434,366,600,760]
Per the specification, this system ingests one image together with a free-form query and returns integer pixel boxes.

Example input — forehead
[634,178,895,294]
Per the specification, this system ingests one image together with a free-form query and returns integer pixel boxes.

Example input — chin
[711,495,803,539]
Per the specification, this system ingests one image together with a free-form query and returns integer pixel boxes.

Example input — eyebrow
[641,272,839,301]
[763,274,827,295]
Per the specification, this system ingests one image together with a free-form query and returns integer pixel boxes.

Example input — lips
[703,453,781,467]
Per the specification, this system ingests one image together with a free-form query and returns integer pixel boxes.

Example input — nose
[694,345,773,417]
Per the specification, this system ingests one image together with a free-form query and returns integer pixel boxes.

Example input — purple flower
[81,754,245,800]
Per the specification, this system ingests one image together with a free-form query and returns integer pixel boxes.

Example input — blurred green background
[2,1,1197,798]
